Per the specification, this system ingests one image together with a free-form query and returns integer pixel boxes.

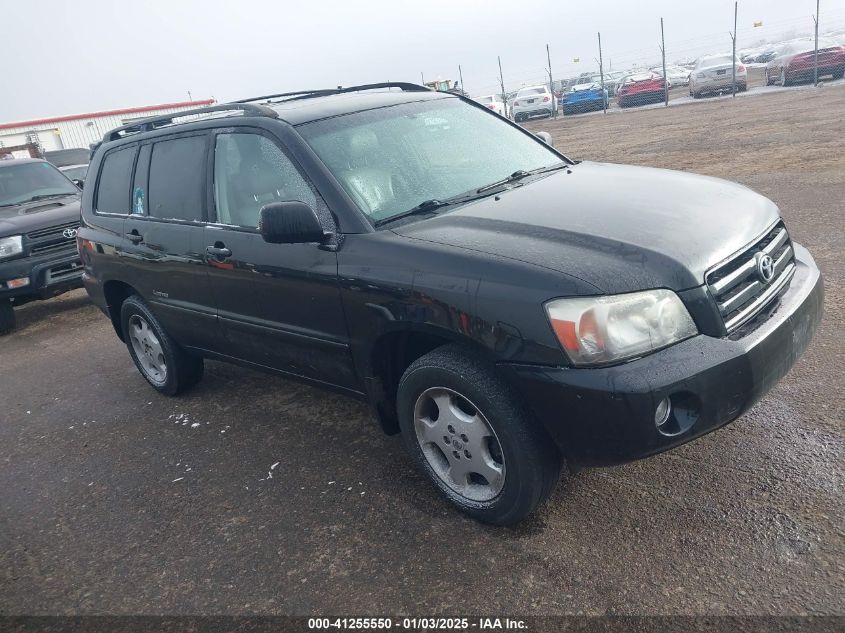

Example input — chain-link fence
[441,4,845,119]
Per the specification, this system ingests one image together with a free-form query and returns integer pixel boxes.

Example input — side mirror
[72,179,84,189]
[259,201,329,245]
[535,131,554,146]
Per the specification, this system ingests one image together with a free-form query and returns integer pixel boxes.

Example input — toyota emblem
[62,227,78,239]
[756,252,775,284]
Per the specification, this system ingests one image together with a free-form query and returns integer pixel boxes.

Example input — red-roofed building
[0,99,215,153]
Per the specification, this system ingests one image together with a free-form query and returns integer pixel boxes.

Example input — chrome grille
[707,222,796,332]
[26,221,78,240]
[30,241,77,256]
[25,222,79,258]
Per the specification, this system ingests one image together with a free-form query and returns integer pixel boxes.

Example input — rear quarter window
[95,146,137,214]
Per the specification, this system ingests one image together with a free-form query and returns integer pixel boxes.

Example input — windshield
[699,55,735,68]
[477,96,494,103]
[517,87,546,97]
[60,165,88,181]
[0,161,79,206]
[298,98,561,224]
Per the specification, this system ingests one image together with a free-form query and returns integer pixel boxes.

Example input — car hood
[0,194,81,236]
[392,161,780,294]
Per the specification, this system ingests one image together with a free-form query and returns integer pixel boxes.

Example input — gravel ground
[1,85,843,617]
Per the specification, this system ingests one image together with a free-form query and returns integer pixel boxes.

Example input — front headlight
[0,235,23,260]
[545,289,698,367]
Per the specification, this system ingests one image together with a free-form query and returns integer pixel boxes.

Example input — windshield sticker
[133,187,145,215]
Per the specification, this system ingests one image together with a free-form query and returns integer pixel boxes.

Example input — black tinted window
[148,135,206,221]
[96,147,136,214]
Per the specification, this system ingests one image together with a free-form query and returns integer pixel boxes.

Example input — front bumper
[500,243,823,467]
[0,249,83,305]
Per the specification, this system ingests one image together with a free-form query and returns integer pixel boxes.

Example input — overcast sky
[3,0,843,122]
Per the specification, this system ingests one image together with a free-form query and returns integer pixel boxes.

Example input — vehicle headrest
[347,129,379,165]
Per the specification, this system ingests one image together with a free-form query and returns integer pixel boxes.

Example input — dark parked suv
[79,84,823,524]
[1,158,84,334]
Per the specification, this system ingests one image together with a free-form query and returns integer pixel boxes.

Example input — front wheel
[120,295,204,396]
[780,69,791,86]
[0,299,16,335]
[397,345,562,525]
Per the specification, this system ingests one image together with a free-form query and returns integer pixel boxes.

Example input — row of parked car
[474,35,845,121]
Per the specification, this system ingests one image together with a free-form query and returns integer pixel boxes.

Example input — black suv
[0,158,84,334]
[79,84,823,524]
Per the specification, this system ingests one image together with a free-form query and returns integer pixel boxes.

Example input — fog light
[6,277,29,289]
[655,396,671,428]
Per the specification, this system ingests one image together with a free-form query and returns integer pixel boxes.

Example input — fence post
[546,44,557,118]
[498,56,507,118]
[661,18,668,106]
[814,0,820,86]
[731,1,738,97]
[598,32,607,114]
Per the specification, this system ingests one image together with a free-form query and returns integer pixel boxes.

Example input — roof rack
[234,82,432,105]
[103,102,278,142]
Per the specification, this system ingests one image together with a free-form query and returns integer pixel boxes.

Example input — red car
[616,72,667,108]
[766,37,845,86]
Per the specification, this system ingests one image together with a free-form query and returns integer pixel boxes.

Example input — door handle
[125,231,144,244]
[206,245,232,259]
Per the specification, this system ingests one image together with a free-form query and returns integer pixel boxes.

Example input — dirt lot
[1,87,844,617]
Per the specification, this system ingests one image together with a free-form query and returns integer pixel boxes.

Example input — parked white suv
[511,85,555,122]
[689,55,747,98]
[474,94,507,117]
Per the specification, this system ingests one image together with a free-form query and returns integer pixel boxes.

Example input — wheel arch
[102,279,138,341]
[364,325,494,436]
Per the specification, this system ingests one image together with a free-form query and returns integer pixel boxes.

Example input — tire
[780,69,791,87]
[833,68,844,80]
[397,345,562,525]
[0,299,16,335]
[120,295,204,396]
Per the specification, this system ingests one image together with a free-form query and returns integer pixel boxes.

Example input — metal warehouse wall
[0,100,215,152]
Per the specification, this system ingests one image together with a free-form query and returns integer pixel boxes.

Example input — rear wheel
[397,345,562,525]
[0,300,16,335]
[832,68,844,80]
[120,295,204,396]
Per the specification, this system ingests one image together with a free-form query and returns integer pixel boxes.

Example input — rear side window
[148,135,206,221]
[95,146,136,214]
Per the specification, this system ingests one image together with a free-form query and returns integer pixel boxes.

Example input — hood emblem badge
[62,228,78,239]
[755,252,775,284]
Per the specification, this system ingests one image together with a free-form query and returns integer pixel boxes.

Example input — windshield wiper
[373,198,455,227]
[528,161,571,175]
[474,163,570,195]
[475,170,532,194]
[374,162,574,228]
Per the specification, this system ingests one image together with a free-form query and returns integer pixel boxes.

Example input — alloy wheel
[413,387,505,502]
[128,314,167,385]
